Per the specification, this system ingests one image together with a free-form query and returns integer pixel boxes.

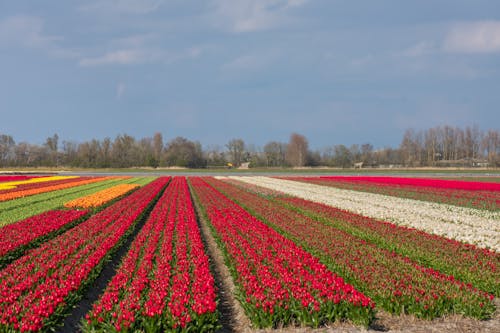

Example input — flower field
[0,173,498,332]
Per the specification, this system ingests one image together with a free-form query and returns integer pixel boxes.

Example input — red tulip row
[0,209,88,261]
[274,196,499,296]
[282,176,500,210]
[0,176,40,183]
[208,177,496,320]
[83,177,217,332]
[223,178,499,295]
[0,177,170,332]
[190,177,375,328]
[320,176,500,191]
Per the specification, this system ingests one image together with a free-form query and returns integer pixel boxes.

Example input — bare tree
[333,144,351,168]
[400,129,422,166]
[45,133,59,166]
[264,141,286,167]
[482,129,500,167]
[100,137,112,168]
[153,132,163,166]
[226,138,245,167]
[61,140,78,166]
[286,133,308,167]
[360,143,374,166]
[0,134,15,167]
[112,134,136,167]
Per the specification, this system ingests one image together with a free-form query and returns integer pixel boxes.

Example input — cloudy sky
[1,1,499,149]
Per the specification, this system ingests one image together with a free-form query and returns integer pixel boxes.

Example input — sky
[1,0,500,150]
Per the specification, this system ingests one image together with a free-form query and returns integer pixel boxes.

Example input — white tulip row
[223,176,500,252]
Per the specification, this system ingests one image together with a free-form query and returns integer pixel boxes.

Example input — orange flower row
[0,177,118,202]
[64,184,140,208]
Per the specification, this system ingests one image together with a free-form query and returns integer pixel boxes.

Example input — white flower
[231,176,500,252]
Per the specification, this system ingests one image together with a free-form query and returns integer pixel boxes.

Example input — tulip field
[0,174,498,332]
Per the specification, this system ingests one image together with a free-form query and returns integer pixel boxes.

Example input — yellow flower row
[0,176,78,190]
[64,184,140,208]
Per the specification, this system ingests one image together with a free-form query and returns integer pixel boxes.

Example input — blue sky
[1,0,499,150]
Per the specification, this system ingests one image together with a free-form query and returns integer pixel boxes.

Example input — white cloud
[399,41,436,57]
[79,49,150,66]
[443,21,500,53]
[210,0,309,33]
[0,16,54,47]
[79,44,203,67]
[0,15,79,58]
[222,55,266,71]
[221,50,279,73]
[79,0,164,15]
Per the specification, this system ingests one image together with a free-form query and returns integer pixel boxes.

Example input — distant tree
[263,141,286,167]
[286,133,308,167]
[137,137,157,167]
[349,144,361,164]
[306,150,321,166]
[153,132,163,166]
[320,146,335,167]
[482,129,500,167]
[333,144,351,168]
[100,137,112,168]
[44,133,59,166]
[0,134,15,167]
[165,137,205,168]
[61,140,78,167]
[400,129,420,166]
[226,138,245,167]
[77,140,99,168]
[360,143,374,165]
[112,134,136,167]
[204,145,227,167]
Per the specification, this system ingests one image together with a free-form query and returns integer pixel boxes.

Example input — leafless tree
[226,138,245,167]
[0,134,15,167]
[153,132,163,166]
[286,133,308,167]
[264,141,286,167]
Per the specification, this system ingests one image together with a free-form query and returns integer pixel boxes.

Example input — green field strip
[0,177,154,212]
[0,178,139,226]
[126,176,157,186]
[0,178,120,212]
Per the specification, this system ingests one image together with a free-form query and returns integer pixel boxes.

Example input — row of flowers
[221,177,499,296]
[276,196,500,296]
[0,176,41,183]
[83,177,218,332]
[0,177,170,332]
[0,176,116,202]
[64,184,140,209]
[0,176,78,191]
[190,177,375,329]
[319,176,500,191]
[0,210,88,264]
[0,177,131,227]
[284,176,500,211]
[209,177,496,319]
[236,177,500,251]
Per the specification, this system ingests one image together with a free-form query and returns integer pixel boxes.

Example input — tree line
[0,125,499,169]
